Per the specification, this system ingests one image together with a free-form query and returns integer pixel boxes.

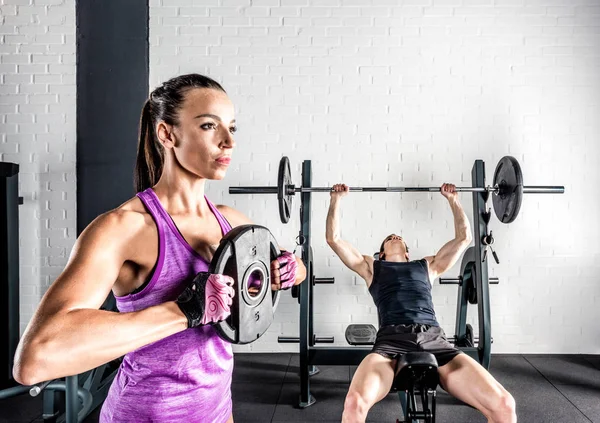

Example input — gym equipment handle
[29,380,52,397]
[313,277,335,284]
[439,277,499,284]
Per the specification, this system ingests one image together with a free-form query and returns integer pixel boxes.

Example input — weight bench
[346,324,439,423]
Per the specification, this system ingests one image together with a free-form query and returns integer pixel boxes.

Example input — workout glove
[275,251,298,290]
[176,272,235,328]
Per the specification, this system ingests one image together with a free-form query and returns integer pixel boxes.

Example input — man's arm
[425,184,473,281]
[325,184,374,286]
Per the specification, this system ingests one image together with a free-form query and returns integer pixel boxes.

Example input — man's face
[381,234,409,260]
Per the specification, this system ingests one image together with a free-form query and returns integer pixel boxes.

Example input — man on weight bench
[326,183,517,423]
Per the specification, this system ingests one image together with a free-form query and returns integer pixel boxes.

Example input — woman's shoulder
[84,196,153,241]
[214,204,252,227]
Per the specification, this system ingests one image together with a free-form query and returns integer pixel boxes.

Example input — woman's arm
[13,210,188,386]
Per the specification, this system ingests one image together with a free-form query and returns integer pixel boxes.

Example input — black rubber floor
[1,354,598,422]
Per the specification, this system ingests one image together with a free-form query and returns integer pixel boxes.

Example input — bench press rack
[278,159,497,410]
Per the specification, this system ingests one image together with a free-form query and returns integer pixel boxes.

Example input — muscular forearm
[326,197,342,242]
[13,302,187,385]
[448,198,472,241]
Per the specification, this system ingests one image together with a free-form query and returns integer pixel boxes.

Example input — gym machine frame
[229,154,563,415]
[280,159,503,408]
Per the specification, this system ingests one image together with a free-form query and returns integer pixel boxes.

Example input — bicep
[427,239,469,280]
[328,239,372,281]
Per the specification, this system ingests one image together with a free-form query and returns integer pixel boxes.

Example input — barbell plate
[210,224,281,344]
[493,156,524,223]
[277,156,293,224]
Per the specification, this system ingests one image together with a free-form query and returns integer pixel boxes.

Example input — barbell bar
[229,185,564,194]
[229,156,565,224]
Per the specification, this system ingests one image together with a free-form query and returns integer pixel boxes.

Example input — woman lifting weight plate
[12,74,306,423]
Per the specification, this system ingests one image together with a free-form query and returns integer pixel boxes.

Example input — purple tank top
[100,188,234,423]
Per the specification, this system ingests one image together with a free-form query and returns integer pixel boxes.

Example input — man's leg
[438,354,517,423]
[342,353,396,423]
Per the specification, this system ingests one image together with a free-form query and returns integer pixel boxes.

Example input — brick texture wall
[149,0,600,353]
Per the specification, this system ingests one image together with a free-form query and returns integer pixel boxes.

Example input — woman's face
[162,87,237,181]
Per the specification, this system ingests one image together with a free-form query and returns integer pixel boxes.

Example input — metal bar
[298,186,490,193]
[1,163,20,390]
[278,336,335,344]
[229,186,277,194]
[229,185,565,195]
[278,337,299,343]
[472,161,492,370]
[440,277,499,284]
[313,277,334,284]
[65,375,78,423]
[30,380,52,397]
[298,160,314,409]
[449,336,480,343]
[522,186,564,194]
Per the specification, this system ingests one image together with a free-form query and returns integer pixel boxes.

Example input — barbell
[229,156,564,224]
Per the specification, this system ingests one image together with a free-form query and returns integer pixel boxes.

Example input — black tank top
[368,259,439,327]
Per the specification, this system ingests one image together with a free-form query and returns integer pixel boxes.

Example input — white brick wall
[0,0,76,333]
[150,0,600,354]
[3,1,598,355]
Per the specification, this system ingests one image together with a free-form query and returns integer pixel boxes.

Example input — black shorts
[371,324,462,367]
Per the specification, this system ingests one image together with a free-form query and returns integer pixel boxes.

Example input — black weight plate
[277,156,293,224]
[465,262,478,305]
[459,247,477,304]
[210,224,281,344]
[493,156,523,223]
[465,323,474,347]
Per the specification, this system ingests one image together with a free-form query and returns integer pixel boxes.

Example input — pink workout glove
[176,272,235,328]
[273,250,298,290]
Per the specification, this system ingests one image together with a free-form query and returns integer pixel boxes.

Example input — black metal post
[65,375,78,423]
[0,162,20,390]
[471,160,492,369]
[298,160,315,407]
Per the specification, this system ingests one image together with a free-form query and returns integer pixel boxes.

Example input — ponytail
[134,99,163,192]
